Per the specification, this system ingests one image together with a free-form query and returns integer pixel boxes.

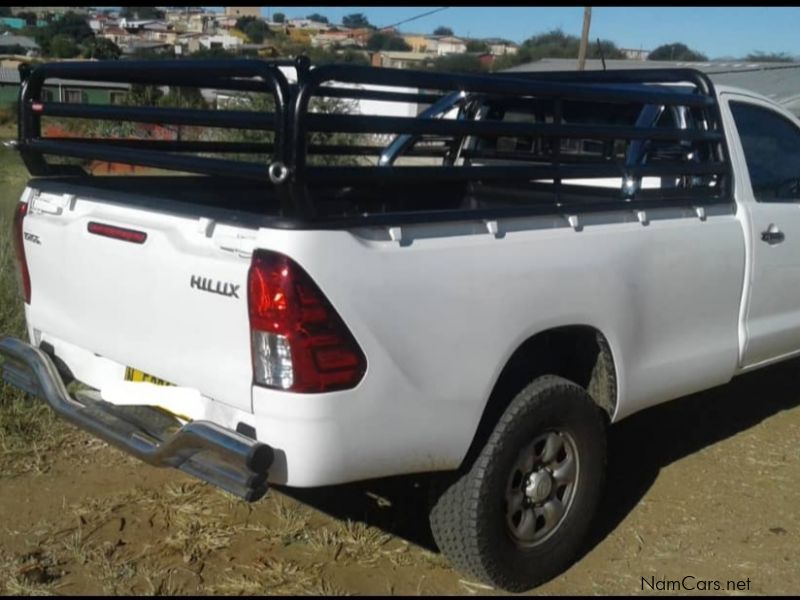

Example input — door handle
[761,226,785,245]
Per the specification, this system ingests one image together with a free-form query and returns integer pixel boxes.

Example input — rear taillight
[248,249,366,393]
[12,202,31,304]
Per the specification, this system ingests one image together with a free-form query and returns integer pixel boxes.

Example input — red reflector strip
[87,222,147,244]
[31,102,43,113]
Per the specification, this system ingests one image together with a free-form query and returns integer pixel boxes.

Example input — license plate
[124,367,174,387]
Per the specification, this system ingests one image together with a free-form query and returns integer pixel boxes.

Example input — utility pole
[577,6,591,71]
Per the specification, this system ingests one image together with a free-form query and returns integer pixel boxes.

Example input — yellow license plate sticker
[124,367,174,387]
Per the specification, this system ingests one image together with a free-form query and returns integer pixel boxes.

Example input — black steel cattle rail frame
[16,57,733,227]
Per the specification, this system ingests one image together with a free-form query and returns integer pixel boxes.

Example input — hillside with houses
[0,7,526,68]
[1,6,798,119]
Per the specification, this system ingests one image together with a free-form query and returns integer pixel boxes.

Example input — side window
[63,89,85,104]
[730,101,800,202]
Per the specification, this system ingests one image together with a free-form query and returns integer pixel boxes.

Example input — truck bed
[17,59,732,228]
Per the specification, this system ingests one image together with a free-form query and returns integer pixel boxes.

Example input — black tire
[429,375,607,592]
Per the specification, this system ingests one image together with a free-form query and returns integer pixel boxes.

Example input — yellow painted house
[401,35,432,54]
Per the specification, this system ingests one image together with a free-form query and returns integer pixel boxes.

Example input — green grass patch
[0,143,30,344]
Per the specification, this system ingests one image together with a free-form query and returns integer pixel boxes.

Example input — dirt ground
[3,356,800,596]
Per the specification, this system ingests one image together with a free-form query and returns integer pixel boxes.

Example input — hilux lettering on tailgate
[190,275,240,299]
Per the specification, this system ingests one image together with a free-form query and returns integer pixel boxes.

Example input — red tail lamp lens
[248,250,366,393]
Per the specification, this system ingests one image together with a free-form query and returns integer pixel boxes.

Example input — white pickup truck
[3,59,800,591]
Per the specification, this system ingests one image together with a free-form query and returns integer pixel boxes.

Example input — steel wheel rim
[504,429,579,547]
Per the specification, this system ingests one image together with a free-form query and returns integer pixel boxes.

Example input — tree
[246,21,271,43]
[745,51,794,62]
[648,42,707,61]
[127,84,163,106]
[366,32,411,52]
[465,40,489,53]
[0,44,27,55]
[189,46,239,60]
[16,11,38,27]
[235,16,257,29]
[590,39,624,60]
[336,49,369,65]
[433,26,453,36]
[491,29,625,70]
[56,12,95,41]
[158,86,207,109]
[50,34,80,58]
[236,17,271,44]
[429,53,485,73]
[342,13,371,29]
[306,13,329,24]
[34,11,94,55]
[120,7,165,20]
[82,37,121,59]
[272,12,285,24]
[126,46,175,60]
[302,46,370,66]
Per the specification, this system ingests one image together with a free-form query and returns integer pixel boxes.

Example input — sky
[219,6,800,59]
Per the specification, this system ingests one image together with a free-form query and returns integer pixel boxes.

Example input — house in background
[483,38,519,56]
[311,31,364,49]
[371,51,433,70]
[224,7,262,19]
[174,33,204,55]
[0,17,48,30]
[198,33,243,51]
[620,48,650,61]
[9,7,89,17]
[121,40,174,56]
[0,67,131,109]
[99,26,132,47]
[288,18,331,31]
[401,34,433,54]
[434,36,467,56]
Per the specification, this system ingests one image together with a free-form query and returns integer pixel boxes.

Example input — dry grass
[0,145,64,478]
[0,548,64,596]
[302,519,394,567]
[205,556,348,596]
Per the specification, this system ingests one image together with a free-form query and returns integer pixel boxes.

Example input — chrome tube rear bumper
[0,336,273,502]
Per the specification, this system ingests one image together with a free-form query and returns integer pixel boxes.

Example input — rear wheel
[429,375,607,592]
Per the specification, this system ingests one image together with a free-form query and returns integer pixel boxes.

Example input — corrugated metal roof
[378,51,431,61]
[0,67,130,89]
[0,34,39,49]
[47,78,131,89]
[504,57,800,74]
[504,58,800,112]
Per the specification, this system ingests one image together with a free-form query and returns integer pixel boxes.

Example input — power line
[381,6,450,32]
[352,7,450,39]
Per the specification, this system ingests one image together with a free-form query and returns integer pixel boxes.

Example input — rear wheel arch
[460,324,618,472]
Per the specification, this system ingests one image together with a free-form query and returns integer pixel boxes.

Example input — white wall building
[198,34,243,51]
[435,36,467,56]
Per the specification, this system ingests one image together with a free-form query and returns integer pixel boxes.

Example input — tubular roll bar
[16,58,733,226]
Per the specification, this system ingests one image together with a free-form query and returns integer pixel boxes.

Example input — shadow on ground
[279,356,800,555]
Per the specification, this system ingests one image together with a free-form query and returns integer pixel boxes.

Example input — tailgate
[20,185,256,412]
